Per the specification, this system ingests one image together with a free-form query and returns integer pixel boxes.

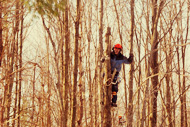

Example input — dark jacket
[110,52,133,73]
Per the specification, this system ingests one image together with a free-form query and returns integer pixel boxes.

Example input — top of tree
[23,0,66,18]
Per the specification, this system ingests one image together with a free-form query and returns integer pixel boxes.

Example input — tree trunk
[98,0,104,126]
[171,78,175,127]
[176,40,183,127]
[149,1,165,126]
[181,2,189,126]
[77,40,83,127]
[140,57,150,127]
[63,0,69,127]
[165,44,172,127]
[87,4,93,126]
[13,1,20,126]
[17,3,24,127]
[103,27,111,127]
[94,51,99,127]
[140,10,150,126]
[72,0,80,126]
[127,0,134,126]
[0,1,3,67]
[32,66,36,124]
[60,2,65,127]
[5,7,18,126]
[176,1,189,126]
[181,46,186,127]
[164,17,173,127]
[137,30,141,127]
[46,36,51,127]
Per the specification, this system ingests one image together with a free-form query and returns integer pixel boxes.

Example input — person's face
[114,48,121,55]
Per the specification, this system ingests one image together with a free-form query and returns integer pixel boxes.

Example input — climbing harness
[104,74,121,86]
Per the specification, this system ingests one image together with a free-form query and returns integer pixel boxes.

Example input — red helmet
[114,44,122,49]
[118,116,122,119]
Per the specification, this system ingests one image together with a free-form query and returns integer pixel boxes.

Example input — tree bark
[13,1,20,126]
[63,0,69,126]
[98,0,104,126]
[103,27,112,127]
[165,43,172,127]
[32,66,36,124]
[5,2,19,124]
[181,1,189,126]
[87,4,93,126]
[136,29,141,127]
[94,50,99,127]
[140,2,150,126]
[0,1,3,67]
[77,40,83,127]
[149,1,164,126]
[72,0,80,126]
[17,2,24,127]
[46,36,51,127]
[127,0,134,126]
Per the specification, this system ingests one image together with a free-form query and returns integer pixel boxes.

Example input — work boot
[111,102,117,107]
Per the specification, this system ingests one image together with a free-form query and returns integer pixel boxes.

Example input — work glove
[101,56,105,62]
[128,53,134,63]
[101,55,110,62]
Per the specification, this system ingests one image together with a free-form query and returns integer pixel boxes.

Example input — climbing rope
[104,75,121,86]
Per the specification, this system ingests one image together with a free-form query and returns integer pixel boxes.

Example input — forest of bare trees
[0,0,190,127]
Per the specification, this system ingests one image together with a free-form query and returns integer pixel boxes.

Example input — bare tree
[13,0,20,126]
[72,0,80,126]
[127,0,135,126]
[98,0,104,126]
[164,33,172,127]
[140,4,151,125]
[149,1,165,126]
[181,1,189,126]
[103,27,112,127]
[17,3,24,126]
[63,0,69,127]
[77,38,84,126]
[86,2,93,126]
[0,1,2,67]
[3,1,21,125]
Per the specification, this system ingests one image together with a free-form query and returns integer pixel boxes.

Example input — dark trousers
[112,71,119,103]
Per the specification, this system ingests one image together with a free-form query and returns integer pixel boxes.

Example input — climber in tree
[103,43,133,107]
